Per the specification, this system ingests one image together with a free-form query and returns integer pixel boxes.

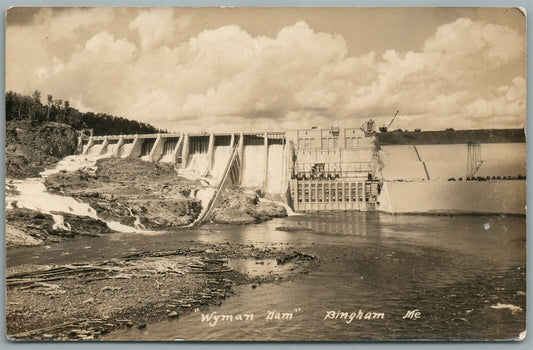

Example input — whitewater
[6,154,151,234]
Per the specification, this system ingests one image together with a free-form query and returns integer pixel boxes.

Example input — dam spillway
[78,127,526,215]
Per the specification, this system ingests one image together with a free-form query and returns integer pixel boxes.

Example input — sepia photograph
[3,6,527,341]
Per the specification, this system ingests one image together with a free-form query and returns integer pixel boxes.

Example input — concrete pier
[181,134,189,168]
[263,132,268,193]
[97,137,108,156]
[207,133,215,171]
[113,137,124,158]
[237,132,244,185]
[171,136,184,164]
[149,134,163,162]
[127,136,142,158]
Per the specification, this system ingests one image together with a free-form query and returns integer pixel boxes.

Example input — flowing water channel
[6,212,526,341]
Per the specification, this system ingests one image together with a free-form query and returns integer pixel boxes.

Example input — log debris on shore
[7,244,317,341]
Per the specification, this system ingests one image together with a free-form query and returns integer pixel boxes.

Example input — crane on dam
[379,110,399,132]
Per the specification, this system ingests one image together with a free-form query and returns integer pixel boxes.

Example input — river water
[6,212,526,341]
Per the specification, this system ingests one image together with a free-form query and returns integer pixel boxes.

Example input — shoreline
[6,241,317,341]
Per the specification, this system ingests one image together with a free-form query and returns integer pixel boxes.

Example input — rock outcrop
[210,188,287,224]
[6,120,79,179]
[44,158,203,229]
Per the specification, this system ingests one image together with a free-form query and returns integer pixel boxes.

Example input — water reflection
[227,258,295,277]
[7,212,525,271]
[290,211,383,236]
[8,211,526,340]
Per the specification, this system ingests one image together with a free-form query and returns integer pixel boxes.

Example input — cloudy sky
[6,7,526,132]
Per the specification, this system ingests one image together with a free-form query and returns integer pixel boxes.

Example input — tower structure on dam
[285,122,380,212]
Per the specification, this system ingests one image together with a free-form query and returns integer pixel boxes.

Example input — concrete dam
[79,125,526,216]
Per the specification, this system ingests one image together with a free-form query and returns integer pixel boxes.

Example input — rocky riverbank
[44,158,203,229]
[41,158,287,232]
[6,208,112,248]
[6,155,288,248]
[6,243,317,340]
[210,188,287,224]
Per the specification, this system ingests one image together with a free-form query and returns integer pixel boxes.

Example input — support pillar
[171,135,184,164]
[238,132,244,185]
[75,134,84,154]
[114,137,124,158]
[207,132,215,171]
[83,137,94,155]
[321,180,325,210]
[263,132,268,193]
[363,181,367,211]
[280,138,287,195]
[99,137,109,156]
[356,181,360,210]
[126,135,141,158]
[181,134,189,168]
[149,134,163,162]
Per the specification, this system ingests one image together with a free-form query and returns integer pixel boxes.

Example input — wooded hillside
[5,91,165,136]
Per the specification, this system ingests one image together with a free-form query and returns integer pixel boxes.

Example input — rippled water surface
[7,212,526,341]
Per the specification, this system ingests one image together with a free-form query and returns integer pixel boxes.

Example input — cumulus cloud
[39,7,114,41]
[130,8,192,49]
[342,18,525,129]
[6,11,526,132]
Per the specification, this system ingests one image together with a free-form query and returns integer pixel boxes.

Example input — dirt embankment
[44,158,203,229]
[210,188,287,224]
[6,120,79,179]
[6,243,317,341]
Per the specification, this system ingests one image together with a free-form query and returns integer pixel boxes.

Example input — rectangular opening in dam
[102,139,119,155]
[189,136,210,154]
[141,139,156,156]
[214,135,232,147]
[244,134,265,146]
[289,180,379,211]
[268,135,285,145]
[117,138,135,158]
[163,138,179,156]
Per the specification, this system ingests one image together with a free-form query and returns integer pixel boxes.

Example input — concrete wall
[477,143,526,177]
[380,143,526,181]
[380,145,427,181]
[415,144,467,180]
[378,180,526,215]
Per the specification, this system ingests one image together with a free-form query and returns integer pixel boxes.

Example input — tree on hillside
[54,99,63,110]
[5,91,166,135]
[47,94,53,120]
[32,90,41,104]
